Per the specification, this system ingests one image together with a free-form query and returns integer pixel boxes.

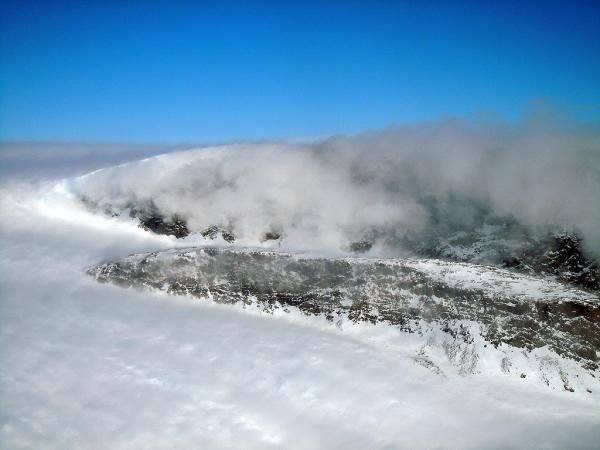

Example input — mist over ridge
[64,116,599,261]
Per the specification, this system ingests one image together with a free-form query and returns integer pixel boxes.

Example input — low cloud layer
[0,142,179,183]
[65,117,600,257]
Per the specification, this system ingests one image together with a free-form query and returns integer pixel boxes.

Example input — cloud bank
[66,117,600,258]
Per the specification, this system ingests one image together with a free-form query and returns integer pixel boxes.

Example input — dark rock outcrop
[127,205,189,239]
[501,232,599,291]
[539,233,599,290]
[201,225,236,243]
[262,231,282,242]
[416,225,599,293]
[138,215,189,238]
[349,240,373,253]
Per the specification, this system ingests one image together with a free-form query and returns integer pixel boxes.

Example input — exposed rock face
[80,198,191,238]
[498,232,599,291]
[262,231,282,242]
[138,215,189,238]
[124,203,189,238]
[88,248,600,379]
[537,233,599,290]
[349,240,373,253]
[418,226,600,292]
[201,225,235,243]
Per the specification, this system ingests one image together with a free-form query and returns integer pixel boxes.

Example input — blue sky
[1,1,599,143]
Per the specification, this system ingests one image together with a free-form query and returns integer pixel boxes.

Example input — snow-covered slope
[88,247,600,391]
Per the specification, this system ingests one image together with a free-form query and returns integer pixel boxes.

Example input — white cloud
[64,118,600,256]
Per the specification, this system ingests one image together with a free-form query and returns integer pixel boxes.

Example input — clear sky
[1,1,599,143]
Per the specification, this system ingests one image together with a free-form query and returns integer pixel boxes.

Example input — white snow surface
[1,147,600,449]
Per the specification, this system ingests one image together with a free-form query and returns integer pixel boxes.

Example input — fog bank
[66,118,600,257]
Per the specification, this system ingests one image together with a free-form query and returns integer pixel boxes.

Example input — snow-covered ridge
[88,247,600,393]
[105,246,598,304]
